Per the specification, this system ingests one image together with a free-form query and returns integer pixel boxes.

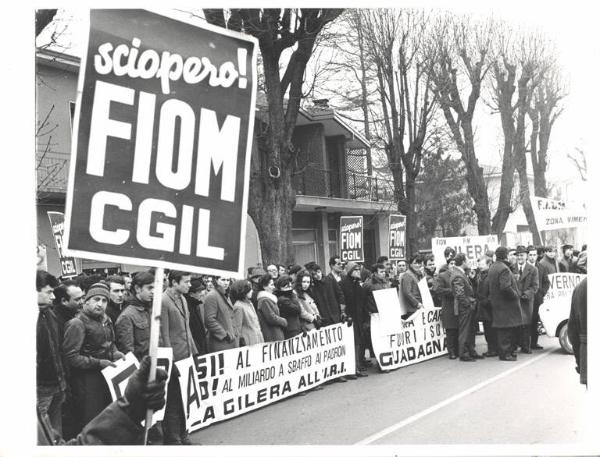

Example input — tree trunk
[404,178,418,257]
[355,11,373,175]
[248,135,296,266]
[515,159,541,245]
[460,123,492,235]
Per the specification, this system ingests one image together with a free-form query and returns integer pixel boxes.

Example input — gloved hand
[301,328,308,338]
[120,356,168,423]
[239,337,246,347]
[314,317,323,329]
[345,316,353,327]
[340,312,348,322]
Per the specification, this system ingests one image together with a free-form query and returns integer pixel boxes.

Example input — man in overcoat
[340,261,368,378]
[450,253,481,361]
[433,249,458,359]
[567,277,587,385]
[533,246,558,349]
[476,255,497,357]
[515,246,539,353]
[488,246,522,361]
[160,271,198,445]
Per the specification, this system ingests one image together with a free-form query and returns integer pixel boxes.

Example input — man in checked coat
[488,247,522,361]
[515,245,539,353]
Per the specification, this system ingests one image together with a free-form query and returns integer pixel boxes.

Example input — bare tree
[359,9,437,255]
[426,14,494,235]
[203,9,343,265]
[568,147,587,181]
[528,63,565,197]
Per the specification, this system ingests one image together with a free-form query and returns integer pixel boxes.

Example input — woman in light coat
[256,274,287,342]
[294,270,321,331]
[231,279,264,346]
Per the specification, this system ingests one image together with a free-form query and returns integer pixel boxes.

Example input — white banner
[531,196,587,231]
[539,273,585,338]
[101,348,173,425]
[418,277,435,309]
[176,323,355,431]
[373,288,403,333]
[371,309,447,371]
[431,235,498,269]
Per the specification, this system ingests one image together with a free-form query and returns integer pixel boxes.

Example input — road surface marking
[355,350,554,445]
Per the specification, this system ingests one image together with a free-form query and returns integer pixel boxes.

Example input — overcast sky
[36,1,598,187]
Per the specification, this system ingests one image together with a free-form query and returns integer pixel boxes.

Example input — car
[538,273,585,354]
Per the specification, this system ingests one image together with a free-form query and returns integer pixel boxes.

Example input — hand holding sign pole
[143,267,164,444]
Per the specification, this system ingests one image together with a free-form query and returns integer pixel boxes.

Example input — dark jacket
[516,262,539,324]
[186,295,208,356]
[559,257,577,273]
[311,276,343,325]
[476,270,492,322]
[106,300,127,326]
[53,303,79,341]
[434,265,458,329]
[37,305,66,389]
[276,290,303,339]
[450,267,476,312]
[340,275,367,344]
[115,297,152,361]
[568,277,587,385]
[537,256,557,303]
[63,312,120,371]
[362,274,389,314]
[204,286,238,352]
[488,260,522,328]
[424,269,439,306]
[257,291,286,342]
[400,268,423,314]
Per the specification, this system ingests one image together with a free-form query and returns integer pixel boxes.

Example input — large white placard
[176,323,355,431]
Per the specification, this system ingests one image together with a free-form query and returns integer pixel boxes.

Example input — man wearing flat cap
[488,247,522,361]
[515,245,539,353]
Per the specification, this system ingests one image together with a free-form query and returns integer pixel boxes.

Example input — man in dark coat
[567,277,587,385]
[533,246,558,349]
[340,261,368,377]
[488,247,522,361]
[476,255,497,357]
[37,271,66,436]
[51,280,85,440]
[362,263,389,367]
[186,277,208,356]
[515,246,539,353]
[433,250,458,359]
[450,253,482,361]
[399,254,424,318]
[105,275,127,326]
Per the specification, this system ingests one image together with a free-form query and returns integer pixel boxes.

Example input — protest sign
[431,235,498,269]
[175,323,355,431]
[388,214,406,260]
[418,277,435,308]
[340,216,364,262]
[63,9,258,277]
[102,348,173,425]
[538,273,585,332]
[373,288,404,334]
[531,196,587,231]
[370,308,447,371]
[47,212,78,277]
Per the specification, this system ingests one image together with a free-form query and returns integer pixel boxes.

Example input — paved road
[189,334,588,446]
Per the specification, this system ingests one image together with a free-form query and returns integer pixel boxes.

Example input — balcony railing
[36,151,69,193]
[294,166,395,203]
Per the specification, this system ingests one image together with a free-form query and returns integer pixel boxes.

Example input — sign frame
[388,214,406,260]
[339,215,364,263]
[62,9,258,278]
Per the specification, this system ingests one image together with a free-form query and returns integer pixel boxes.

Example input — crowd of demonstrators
[36,241,588,443]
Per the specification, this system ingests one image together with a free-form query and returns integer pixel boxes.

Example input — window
[292,229,317,266]
[328,228,338,257]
